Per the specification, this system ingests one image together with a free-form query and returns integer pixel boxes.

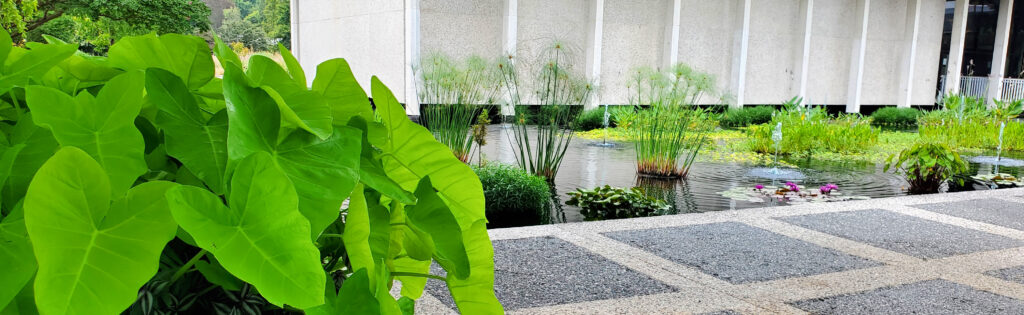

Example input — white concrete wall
[296,1,406,100]
[600,0,671,105]
[295,0,948,108]
[421,0,504,59]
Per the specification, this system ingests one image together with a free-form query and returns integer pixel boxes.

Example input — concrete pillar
[585,0,605,109]
[845,0,869,113]
[988,0,1015,106]
[664,0,682,68]
[795,0,813,100]
[502,0,518,56]
[290,0,299,62]
[945,0,969,95]
[730,0,751,108]
[897,0,922,108]
[404,0,421,116]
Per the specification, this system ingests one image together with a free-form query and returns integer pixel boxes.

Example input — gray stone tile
[791,279,1024,314]
[424,236,674,310]
[602,222,880,284]
[778,209,1024,259]
[986,266,1024,285]
[913,199,1024,231]
[699,310,742,315]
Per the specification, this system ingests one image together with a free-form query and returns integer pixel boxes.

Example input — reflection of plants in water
[549,185,568,223]
[635,177,699,214]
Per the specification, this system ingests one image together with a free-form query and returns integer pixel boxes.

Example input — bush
[747,107,878,155]
[870,107,920,128]
[885,143,969,194]
[572,107,609,131]
[566,185,671,220]
[474,164,551,228]
[720,106,775,127]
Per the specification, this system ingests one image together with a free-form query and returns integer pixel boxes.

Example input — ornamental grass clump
[885,142,969,194]
[626,64,718,178]
[498,41,593,182]
[417,53,501,162]
[473,163,551,228]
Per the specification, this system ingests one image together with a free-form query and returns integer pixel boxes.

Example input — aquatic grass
[747,101,879,156]
[499,41,593,181]
[417,53,501,162]
[870,107,920,129]
[919,118,1024,151]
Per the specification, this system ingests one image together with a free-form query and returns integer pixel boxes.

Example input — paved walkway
[417,188,1024,314]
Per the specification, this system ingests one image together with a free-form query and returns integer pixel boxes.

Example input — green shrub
[747,107,878,155]
[566,185,671,220]
[919,119,1024,151]
[885,143,969,194]
[870,107,920,128]
[474,164,551,228]
[572,107,608,131]
[720,106,775,127]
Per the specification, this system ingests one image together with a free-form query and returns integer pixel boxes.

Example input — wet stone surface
[778,209,1024,259]
[602,222,880,284]
[790,279,1024,314]
[912,198,1024,231]
[424,236,674,311]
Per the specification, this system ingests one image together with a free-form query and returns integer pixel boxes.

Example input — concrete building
[291,0,1022,115]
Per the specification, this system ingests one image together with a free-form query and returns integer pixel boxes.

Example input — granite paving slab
[912,198,1024,231]
[778,209,1024,259]
[985,266,1024,285]
[602,222,880,284]
[791,279,1024,314]
[424,236,674,310]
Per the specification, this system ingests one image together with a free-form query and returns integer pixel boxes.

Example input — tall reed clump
[919,93,1024,151]
[417,53,501,162]
[626,64,718,178]
[747,97,878,156]
[498,41,593,181]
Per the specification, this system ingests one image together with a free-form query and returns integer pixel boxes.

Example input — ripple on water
[970,156,1024,167]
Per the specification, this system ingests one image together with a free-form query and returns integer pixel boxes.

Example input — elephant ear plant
[0,29,503,314]
[885,142,969,194]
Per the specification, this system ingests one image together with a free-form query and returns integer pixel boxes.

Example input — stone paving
[416,188,1024,314]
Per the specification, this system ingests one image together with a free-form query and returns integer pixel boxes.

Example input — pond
[476,125,1024,223]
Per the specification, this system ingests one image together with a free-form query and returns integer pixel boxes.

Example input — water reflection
[478,125,1024,223]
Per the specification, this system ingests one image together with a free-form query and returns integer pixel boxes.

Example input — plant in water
[473,163,551,228]
[0,30,502,314]
[722,183,867,203]
[572,107,607,131]
[417,53,501,162]
[566,185,671,220]
[499,40,593,181]
[720,106,775,127]
[626,64,718,178]
[885,142,969,194]
[870,107,920,128]
[747,97,878,156]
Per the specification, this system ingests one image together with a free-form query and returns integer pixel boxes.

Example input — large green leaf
[211,35,243,72]
[349,117,415,204]
[26,71,148,197]
[341,184,376,286]
[0,115,57,212]
[406,177,470,279]
[311,59,373,125]
[145,68,229,194]
[370,77,486,228]
[108,33,214,89]
[444,220,503,314]
[0,203,34,310]
[246,55,332,140]
[0,29,10,67]
[24,147,178,315]
[278,43,306,87]
[0,40,77,95]
[166,152,325,309]
[223,63,360,238]
[306,269,380,315]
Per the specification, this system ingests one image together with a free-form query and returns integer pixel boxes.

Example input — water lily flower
[755,184,764,190]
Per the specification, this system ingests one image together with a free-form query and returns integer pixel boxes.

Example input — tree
[219,7,269,50]
[0,0,211,44]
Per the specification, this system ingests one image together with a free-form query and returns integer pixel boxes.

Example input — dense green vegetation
[885,143,969,194]
[474,164,551,228]
[0,30,501,314]
[870,107,920,128]
[572,107,608,131]
[720,105,774,128]
[747,99,879,156]
[417,53,500,163]
[567,186,671,220]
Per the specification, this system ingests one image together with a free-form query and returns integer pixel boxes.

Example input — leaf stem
[171,249,208,283]
[9,92,22,120]
[391,271,446,281]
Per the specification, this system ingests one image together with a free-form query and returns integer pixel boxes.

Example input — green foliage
[720,106,775,128]
[474,163,551,228]
[870,107,920,128]
[566,185,670,220]
[919,94,1024,151]
[747,101,879,156]
[571,107,608,131]
[500,41,593,181]
[885,142,968,194]
[219,7,271,50]
[0,29,501,314]
[417,53,500,163]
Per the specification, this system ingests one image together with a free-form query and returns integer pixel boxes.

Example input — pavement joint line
[885,204,1024,240]
[941,272,1024,302]
[508,291,765,315]
[742,217,921,265]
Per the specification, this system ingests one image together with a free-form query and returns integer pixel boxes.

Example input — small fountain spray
[996,121,1005,174]
[591,104,615,148]
[771,122,783,175]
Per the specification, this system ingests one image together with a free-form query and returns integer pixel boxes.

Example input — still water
[475,125,1024,223]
